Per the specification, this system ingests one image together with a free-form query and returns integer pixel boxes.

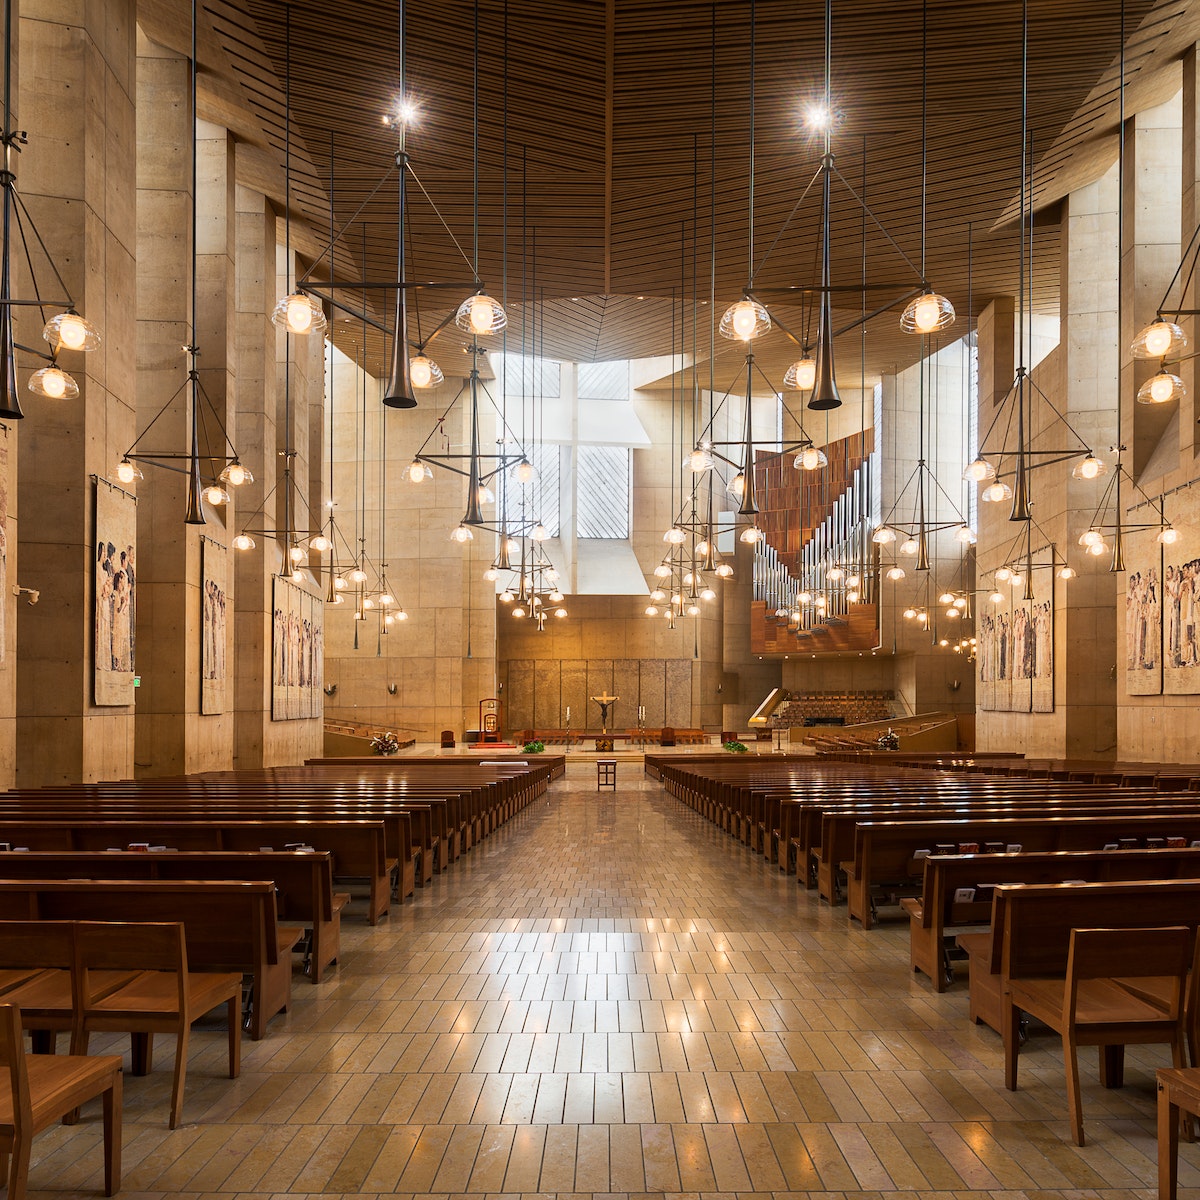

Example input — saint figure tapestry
[94,480,136,705]
[201,537,228,714]
[1124,528,1163,696]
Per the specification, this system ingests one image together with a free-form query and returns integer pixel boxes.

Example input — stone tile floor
[25,762,1196,1198]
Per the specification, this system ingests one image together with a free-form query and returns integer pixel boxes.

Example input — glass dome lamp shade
[663,527,687,545]
[1086,539,1108,556]
[783,354,817,390]
[982,480,1013,502]
[499,589,514,603]
[348,566,368,583]
[653,564,672,579]
[900,537,919,556]
[726,472,746,500]
[531,523,548,542]
[28,365,78,399]
[309,533,331,553]
[545,568,559,582]
[827,566,844,581]
[483,567,499,581]
[477,484,495,504]
[554,607,568,618]
[511,605,525,618]
[270,291,327,336]
[504,536,519,555]
[220,460,253,486]
[1072,455,1107,480]
[455,292,507,336]
[333,574,348,591]
[450,524,474,543]
[378,591,394,607]
[43,310,100,353]
[408,459,432,483]
[513,457,536,484]
[847,590,860,603]
[232,533,255,551]
[718,297,771,342]
[1058,564,1076,579]
[650,588,666,602]
[871,526,896,545]
[684,446,715,473]
[291,569,304,583]
[409,354,444,389]
[904,606,918,619]
[396,609,409,621]
[1009,573,1023,588]
[1131,319,1187,360]
[799,591,813,603]
[885,566,906,581]
[815,595,827,609]
[700,586,716,600]
[1157,526,1181,545]
[1079,528,1104,548]
[794,446,828,471]
[962,457,997,484]
[847,574,860,587]
[946,606,960,619]
[203,484,230,506]
[361,596,375,609]
[739,525,764,544]
[938,591,955,605]
[549,590,564,603]
[900,290,956,334]
[954,525,977,545]
[115,458,143,484]
[686,602,701,617]
[1137,371,1185,405]
[954,596,968,609]
[715,563,734,578]
[995,566,1013,581]
[288,544,306,563]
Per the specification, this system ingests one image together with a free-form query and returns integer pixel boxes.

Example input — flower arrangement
[370,730,401,756]
[876,728,900,751]
[522,740,546,754]
[723,740,748,753]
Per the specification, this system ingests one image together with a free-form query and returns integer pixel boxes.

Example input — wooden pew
[0,881,301,1040]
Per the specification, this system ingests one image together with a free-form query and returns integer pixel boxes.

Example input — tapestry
[1029,552,1055,713]
[272,576,323,720]
[201,537,228,714]
[978,573,1048,714]
[1124,527,1163,697]
[94,479,136,706]
[1164,541,1200,694]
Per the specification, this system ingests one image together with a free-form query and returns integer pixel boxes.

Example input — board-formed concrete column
[15,0,137,784]
[1182,49,1200,456]
[1121,93,1182,479]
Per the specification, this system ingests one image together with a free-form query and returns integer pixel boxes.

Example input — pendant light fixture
[0,0,100,419]
[116,0,248,521]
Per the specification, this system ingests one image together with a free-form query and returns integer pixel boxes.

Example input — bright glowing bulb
[650,588,666,601]
[946,606,960,619]
[900,538,919,556]
[116,459,140,484]
[1058,565,1076,579]
[362,596,375,609]
[654,565,672,579]
[512,605,526,619]
[1076,456,1102,480]
[995,567,1013,582]
[1010,574,1023,588]
[795,446,827,471]
[545,568,559,582]
[555,607,568,618]
[715,563,733,578]
[39,368,67,397]
[483,567,499,582]
[1080,529,1103,548]
[333,575,348,590]
[469,295,495,334]
[700,586,716,601]
[953,597,967,609]
[408,459,428,483]
[225,462,247,486]
[499,590,514,603]
[982,480,1013,502]
[291,569,304,583]
[913,295,942,332]
[664,527,686,545]
[549,590,564,602]
[450,524,474,543]
[378,591,394,607]
[739,526,763,544]
[886,566,906,581]
[872,526,896,545]
[532,523,548,542]
[477,484,495,504]
[504,537,520,555]
[410,358,432,388]
[904,606,918,619]
[1158,526,1180,545]
[288,544,305,563]
[939,592,955,605]
[286,294,314,333]
[349,567,367,583]
[731,300,758,339]
[955,525,977,544]
[309,534,331,553]
[806,104,830,130]
[827,567,844,581]
[1143,322,1175,357]
[515,458,535,483]
[1151,373,1176,403]
[1087,540,1107,557]
[233,534,255,551]
[847,590,860,603]
[204,485,229,505]
[57,313,88,349]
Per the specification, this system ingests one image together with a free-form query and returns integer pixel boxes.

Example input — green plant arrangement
[522,740,546,754]
[723,741,748,753]
[370,731,401,756]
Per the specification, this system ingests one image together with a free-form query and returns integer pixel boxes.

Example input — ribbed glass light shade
[794,446,828,471]
[450,524,474,543]
[885,566,906,581]
[981,480,1013,502]
[900,290,956,334]
[962,457,996,483]
[309,533,331,552]
[954,525,977,545]
[232,533,255,551]
[220,461,254,486]
[726,472,745,500]
[783,355,816,390]
[455,293,507,335]
[115,458,143,484]
[43,311,101,353]
[1072,455,1108,481]
[684,446,715,472]
[900,537,919,555]
[663,527,686,545]
[718,298,771,342]
[1079,529,1104,548]
[1131,319,1187,360]
[1158,526,1181,545]
[1136,371,1185,405]
[28,365,78,399]
[203,485,230,506]
[714,563,733,578]
[408,459,432,483]
[409,355,444,388]
[871,526,896,545]
[514,458,536,484]
[739,525,764,544]
[270,291,327,335]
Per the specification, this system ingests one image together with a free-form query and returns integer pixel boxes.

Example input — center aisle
[84,763,1173,1198]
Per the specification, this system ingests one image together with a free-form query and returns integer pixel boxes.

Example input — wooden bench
[904,845,1200,990]
[0,881,301,1040]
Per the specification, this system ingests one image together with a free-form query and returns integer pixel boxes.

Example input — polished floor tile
[21,762,1200,1197]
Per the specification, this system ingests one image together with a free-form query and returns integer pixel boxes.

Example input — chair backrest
[0,1003,33,1133]
[73,921,187,1012]
[1066,925,1192,1020]
[0,920,74,971]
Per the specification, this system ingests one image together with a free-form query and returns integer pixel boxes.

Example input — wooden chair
[0,1002,122,1199]
[70,921,241,1129]
[0,922,90,1055]
[1005,925,1192,1145]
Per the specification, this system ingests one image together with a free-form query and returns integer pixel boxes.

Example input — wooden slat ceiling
[137,0,1195,392]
